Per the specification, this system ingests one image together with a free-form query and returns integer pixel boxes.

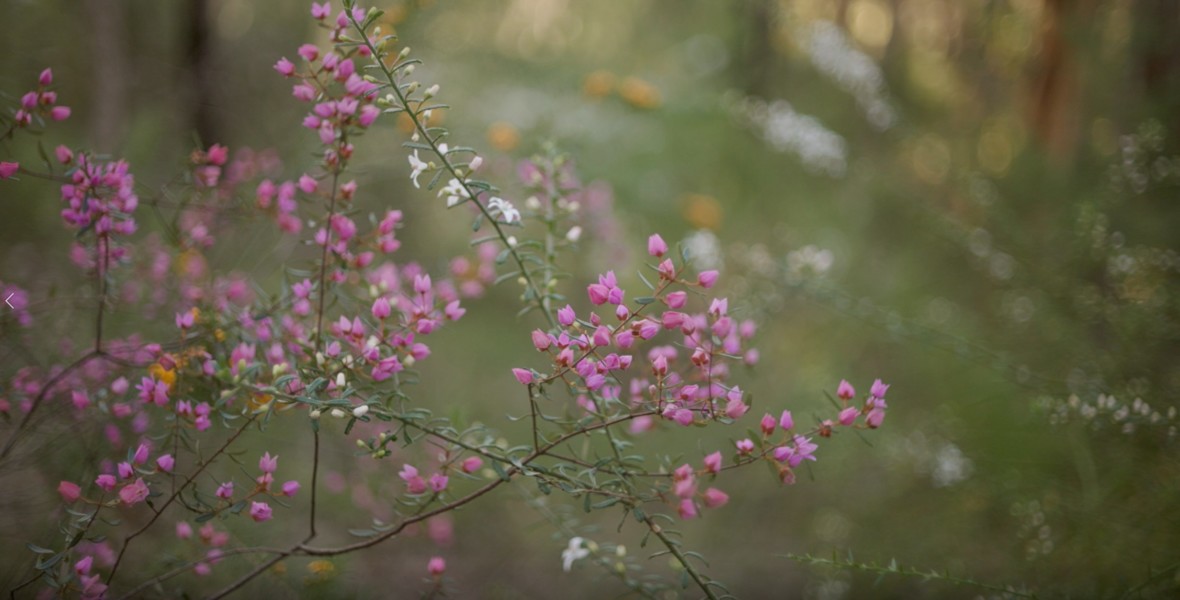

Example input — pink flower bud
[428,556,446,577]
[0,162,19,179]
[531,329,551,351]
[697,270,719,288]
[647,233,668,257]
[664,291,687,309]
[587,283,609,305]
[779,410,794,431]
[736,438,755,454]
[298,44,320,62]
[759,413,776,436]
[678,498,698,520]
[249,501,272,522]
[50,106,71,121]
[838,406,858,426]
[512,368,534,385]
[371,297,391,320]
[259,452,278,474]
[870,379,889,399]
[557,305,576,326]
[429,473,449,492]
[837,379,856,400]
[461,456,483,473]
[274,57,295,77]
[281,480,301,496]
[58,481,81,503]
[39,68,53,86]
[703,487,729,508]
[95,474,116,492]
[157,454,175,472]
[703,451,722,474]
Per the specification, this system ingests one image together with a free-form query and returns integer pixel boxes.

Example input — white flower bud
[566,226,582,242]
[310,409,322,420]
[356,439,368,448]
[403,355,416,368]
[507,236,518,248]
[330,408,347,419]
[469,156,483,171]
[353,405,370,418]
[335,372,347,388]
[525,196,541,210]
[425,84,439,98]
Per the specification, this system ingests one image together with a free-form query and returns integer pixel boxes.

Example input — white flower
[487,196,521,224]
[352,404,369,418]
[407,150,427,188]
[439,178,469,207]
[566,225,582,242]
[561,537,590,572]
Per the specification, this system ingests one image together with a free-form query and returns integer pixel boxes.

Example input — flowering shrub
[0,2,888,598]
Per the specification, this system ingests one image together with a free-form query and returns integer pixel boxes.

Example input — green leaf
[634,296,655,305]
[26,543,54,555]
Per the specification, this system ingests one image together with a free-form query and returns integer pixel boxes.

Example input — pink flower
[249,501,272,522]
[870,379,889,399]
[759,413,776,436]
[119,478,150,505]
[298,43,319,62]
[157,454,175,472]
[664,291,687,309]
[724,394,748,419]
[133,443,149,465]
[177,521,193,539]
[461,456,483,473]
[702,487,729,509]
[281,480,301,496]
[837,379,856,400]
[838,406,858,426]
[697,270,719,288]
[215,482,233,500]
[0,162,18,179]
[866,397,887,428]
[735,438,755,455]
[557,305,576,326]
[647,233,668,257]
[371,297,391,320]
[703,451,722,474]
[587,283,609,305]
[259,452,278,474]
[678,498,698,520]
[311,2,331,19]
[118,462,134,479]
[274,57,295,77]
[779,410,794,431]
[530,329,551,351]
[298,173,317,194]
[428,556,446,577]
[358,104,380,127]
[74,555,93,576]
[58,481,81,503]
[54,145,73,164]
[428,473,449,493]
[400,464,427,494]
[512,368,534,385]
[39,68,53,86]
[50,106,70,121]
[95,474,116,492]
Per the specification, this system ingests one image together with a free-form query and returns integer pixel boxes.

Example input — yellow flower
[582,70,615,99]
[148,363,176,389]
[487,121,520,152]
[618,77,661,109]
[682,193,722,230]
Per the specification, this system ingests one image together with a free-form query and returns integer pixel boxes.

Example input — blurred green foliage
[2,0,1178,597]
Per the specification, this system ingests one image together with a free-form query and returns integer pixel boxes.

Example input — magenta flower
[837,379,856,400]
[759,413,776,436]
[274,57,295,77]
[156,454,175,472]
[249,501,272,522]
[557,304,576,326]
[697,270,719,288]
[95,474,116,492]
[703,487,729,509]
[461,456,483,473]
[58,481,81,503]
[647,233,668,257]
[703,451,722,474]
[0,161,19,179]
[779,410,794,431]
[400,465,427,494]
[512,368,534,385]
[281,480,301,496]
[428,556,446,577]
[259,452,278,474]
[119,478,150,505]
[371,297,391,320]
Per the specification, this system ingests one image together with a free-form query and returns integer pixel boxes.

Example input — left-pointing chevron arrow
[4,293,13,309]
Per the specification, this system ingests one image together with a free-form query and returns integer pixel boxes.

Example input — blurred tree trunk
[1137,0,1180,140]
[83,0,128,153]
[737,0,776,97]
[1028,0,1080,163]
[184,0,220,145]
